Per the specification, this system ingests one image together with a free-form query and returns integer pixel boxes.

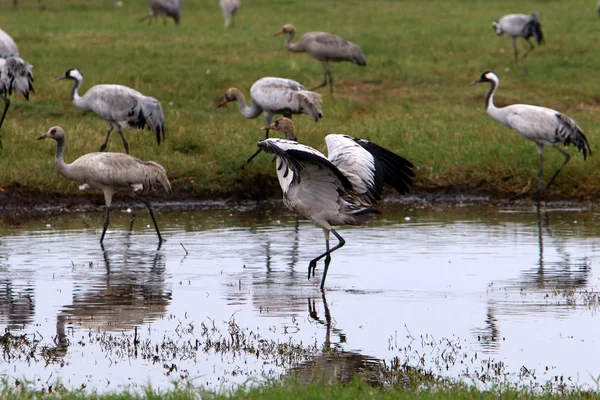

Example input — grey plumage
[274,24,367,95]
[140,0,182,25]
[0,29,34,149]
[257,118,414,289]
[38,126,171,244]
[219,0,240,28]
[0,29,19,59]
[218,77,323,166]
[55,68,165,154]
[471,71,590,195]
[492,13,544,61]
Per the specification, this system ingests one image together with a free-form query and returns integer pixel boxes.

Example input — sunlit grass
[1,0,599,198]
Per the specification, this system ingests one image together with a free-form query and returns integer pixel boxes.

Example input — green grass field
[1,376,599,400]
[1,0,599,199]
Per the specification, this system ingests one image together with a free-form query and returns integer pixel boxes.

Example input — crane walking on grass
[38,126,171,244]
[470,71,591,195]
[492,13,544,61]
[55,69,165,155]
[257,118,414,290]
[0,28,34,149]
[219,0,240,28]
[140,0,182,25]
[218,77,323,166]
[273,24,366,95]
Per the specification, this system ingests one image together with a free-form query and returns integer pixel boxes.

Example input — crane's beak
[260,123,276,131]
[217,97,228,108]
[469,78,483,86]
[53,74,66,82]
[37,134,47,140]
[273,29,284,37]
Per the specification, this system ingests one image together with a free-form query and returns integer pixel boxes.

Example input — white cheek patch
[70,70,83,80]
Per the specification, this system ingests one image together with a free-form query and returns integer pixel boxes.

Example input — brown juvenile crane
[38,126,171,245]
[273,24,366,95]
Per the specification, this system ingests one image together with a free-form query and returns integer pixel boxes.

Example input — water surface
[0,202,599,392]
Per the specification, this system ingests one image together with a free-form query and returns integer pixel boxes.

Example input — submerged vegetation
[0,0,599,201]
[2,307,599,398]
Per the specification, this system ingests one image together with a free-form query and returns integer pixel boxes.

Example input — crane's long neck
[284,30,303,52]
[53,137,74,181]
[232,89,262,119]
[70,77,84,105]
[484,79,508,125]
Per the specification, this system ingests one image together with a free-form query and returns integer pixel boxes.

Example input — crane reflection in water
[43,246,172,360]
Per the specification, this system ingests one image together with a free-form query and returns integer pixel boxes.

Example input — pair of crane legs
[536,143,571,197]
[511,37,536,62]
[100,197,165,246]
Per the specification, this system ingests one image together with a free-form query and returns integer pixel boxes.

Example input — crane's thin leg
[100,206,112,243]
[327,69,334,96]
[99,126,114,152]
[536,144,544,196]
[309,63,329,91]
[522,38,535,59]
[307,228,345,289]
[140,197,164,243]
[544,145,571,191]
[0,96,11,149]
[116,128,130,154]
[511,37,519,62]
[139,15,150,23]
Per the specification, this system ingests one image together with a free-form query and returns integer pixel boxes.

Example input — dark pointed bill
[217,97,228,108]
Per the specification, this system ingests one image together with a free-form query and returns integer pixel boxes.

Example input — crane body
[257,118,414,289]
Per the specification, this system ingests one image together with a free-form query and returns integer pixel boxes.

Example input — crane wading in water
[54,69,165,155]
[38,126,171,244]
[470,71,590,195]
[0,28,34,148]
[218,77,323,166]
[492,13,544,61]
[273,24,366,95]
[257,118,414,290]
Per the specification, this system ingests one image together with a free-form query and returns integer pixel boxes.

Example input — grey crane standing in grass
[273,24,367,95]
[38,126,171,244]
[54,69,165,155]
[140,0,182,25]
[257,118,414,290]
[219,0,240,28]
[217,77,323,166]
[0,28,34,149]
[492,13,544,61]
[470,71,591,196]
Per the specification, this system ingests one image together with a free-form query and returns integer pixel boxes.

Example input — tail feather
[556,113,591,160]
[523,12,544,44]
[143,160,172,193]
[340,201,379,225]
[1,57,34,100]
[297,91,323,122]
[141,96,165,144]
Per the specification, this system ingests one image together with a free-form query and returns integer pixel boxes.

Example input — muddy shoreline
[0,180,596,220]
